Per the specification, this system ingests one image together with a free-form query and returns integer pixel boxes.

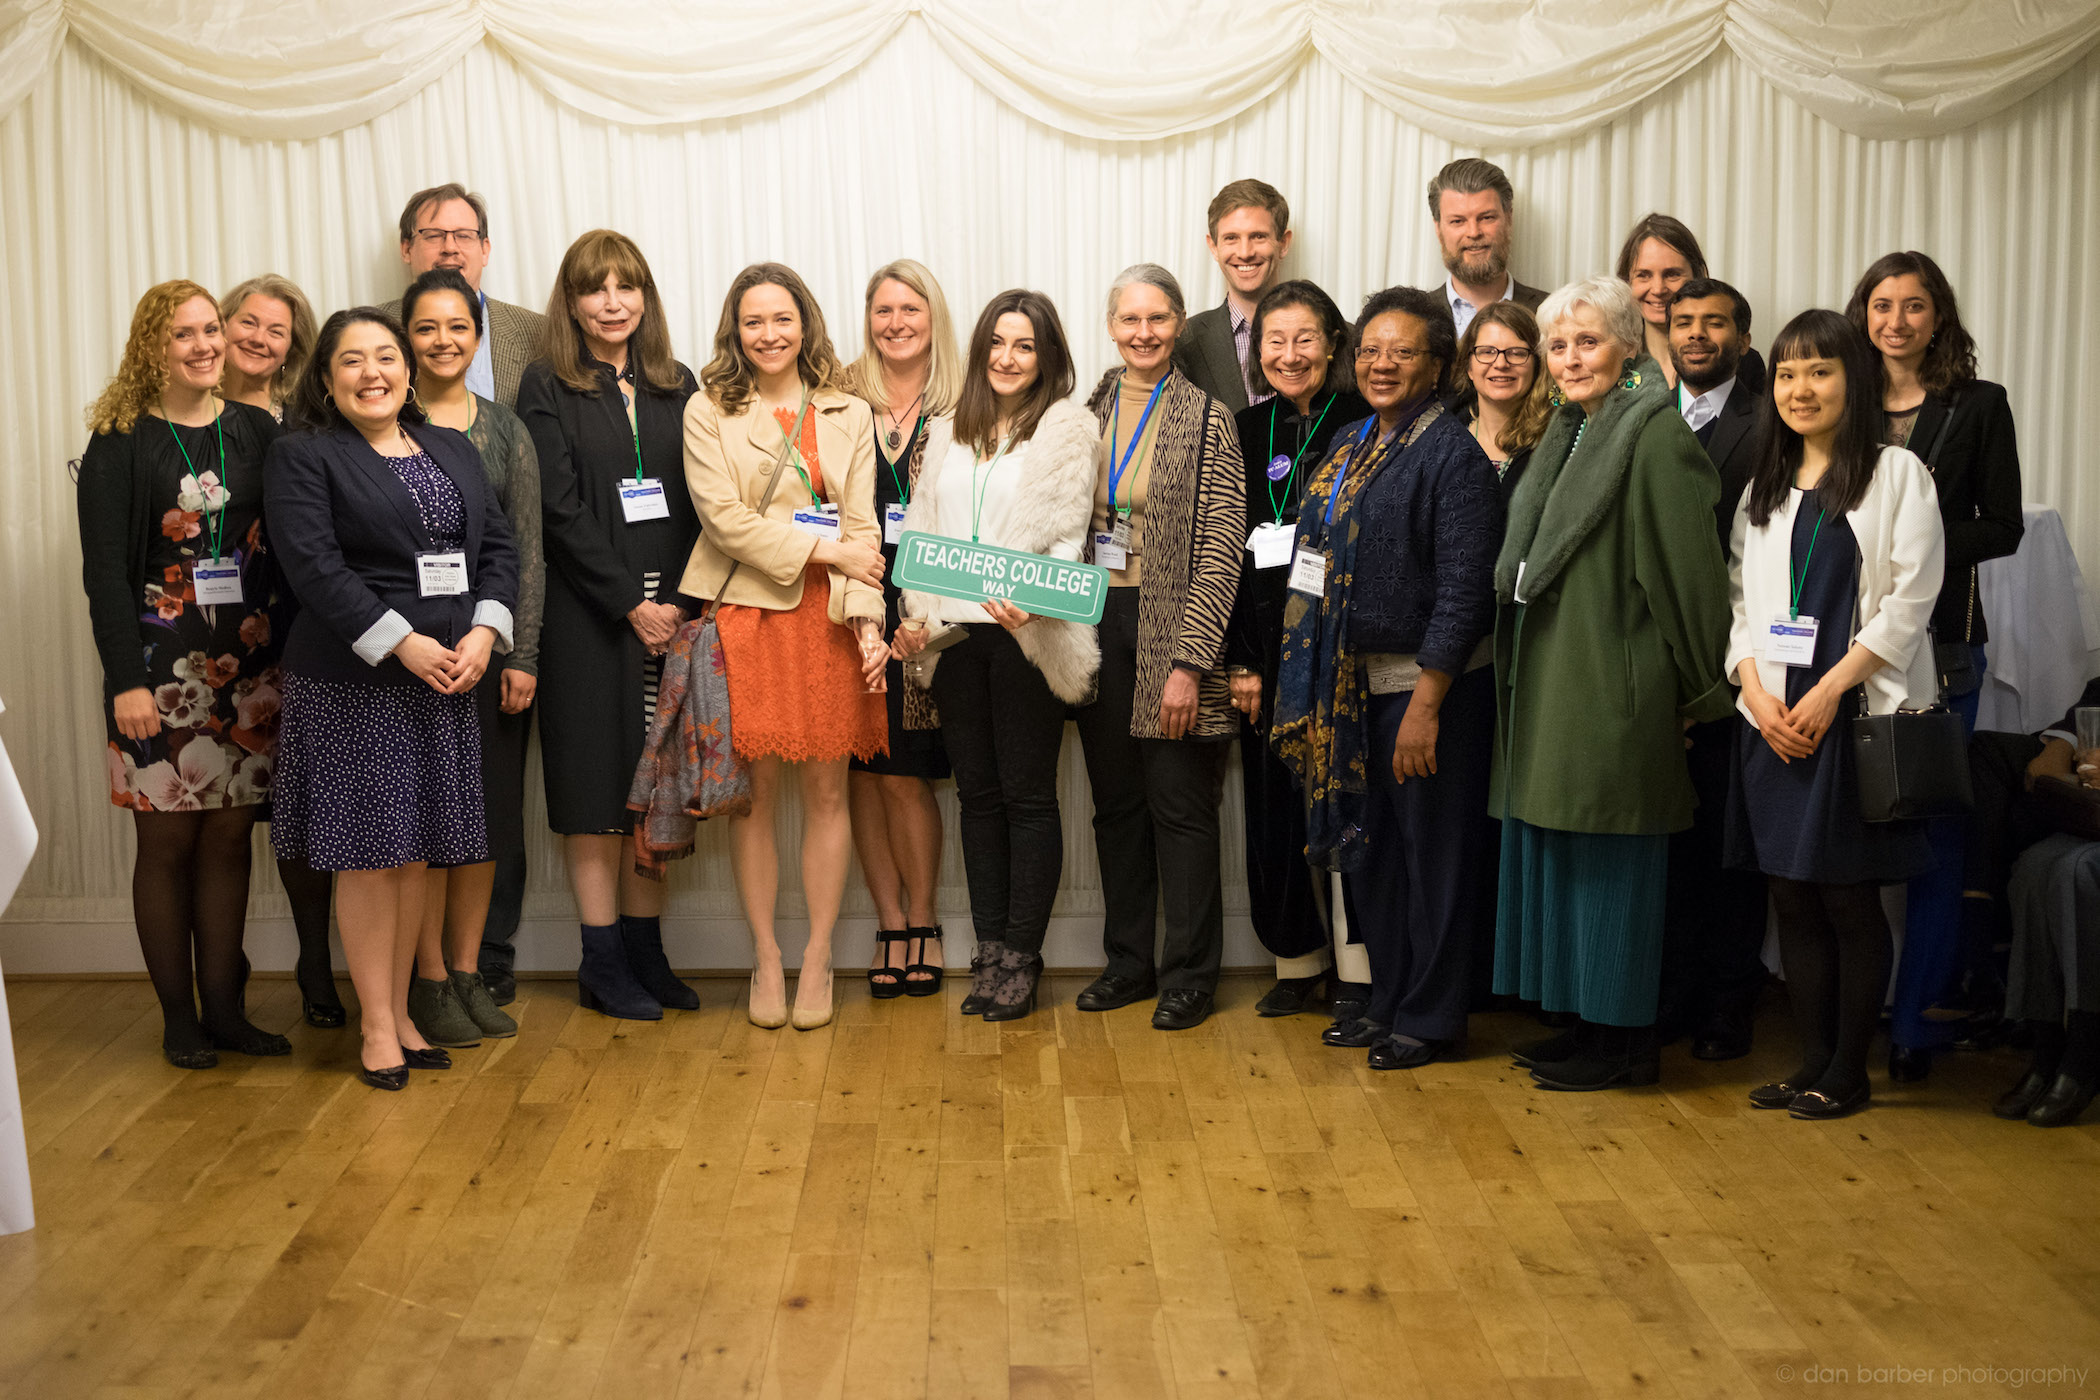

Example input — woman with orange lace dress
[681,263,888,1031]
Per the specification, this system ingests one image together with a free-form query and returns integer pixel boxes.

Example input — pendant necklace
[885,388,925,451]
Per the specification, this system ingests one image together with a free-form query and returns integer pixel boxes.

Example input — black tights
[1770,878,1892,1098]
[276,856,339,1008]
[132,808,261,1051]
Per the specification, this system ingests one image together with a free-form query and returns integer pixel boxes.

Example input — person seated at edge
[1073,263,1246,1032]
[838,259,962,1000]
[1453,301,1550,507]
[1493,274,1733,1092]
[398,267,545,1049]
[1725,309,1944,1121]
[516,229,702,1022]
[1174,178,1293,412]
[1272,286,1502,1070]
[1220,280,1368,1019]
[894,289,1099,1022]
[266,307,519,1091]
[682,262,889,1033]
[1428,158,1547,338]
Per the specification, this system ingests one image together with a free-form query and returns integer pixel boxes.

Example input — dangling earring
[1548,385,1566,408]
[405,382,423,413]
[1618,357,1642,391]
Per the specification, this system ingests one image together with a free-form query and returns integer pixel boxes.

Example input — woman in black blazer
[266,307,518,1090]
[516,229,702,1022]
[1847,250,2024,1082]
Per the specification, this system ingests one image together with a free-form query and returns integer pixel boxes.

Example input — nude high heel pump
[792,964,835,1031]
[748,964,788,1030]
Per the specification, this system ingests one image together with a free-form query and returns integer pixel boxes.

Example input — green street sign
[892,532,1108,625]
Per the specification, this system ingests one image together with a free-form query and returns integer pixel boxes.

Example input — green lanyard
[163,401,229,561]
[776,390,820,506]
[1789,507,1827,621]
[969,436,1015,543]
[619,379,647,482]
[1264,394,1337,525]
[883,414,925,506]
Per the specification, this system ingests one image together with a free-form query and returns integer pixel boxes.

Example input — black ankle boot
[620,915,699,1011]
[578,922,662,1021]
[1529,1022,1660,1092]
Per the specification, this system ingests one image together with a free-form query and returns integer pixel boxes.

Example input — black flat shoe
[1887,1043,1934,1083]
[1691,1007,1753,1062]
[482,968,518,1006]
[1255,975,1325,1018]
[1529,1050,1661,1092]
[1077,973,1156,1012]
[1511,1027,1583,1068]
[1993,1066,2059,1120]
[1789,1082,1870,1119]
[358,1062,409,1091]
[1748,1081,1808,1110]
[1325,981,1371,1026]
[303,1000,347,1029]
[400,1044,452,1070]
[163,1043,218,1070]
[2026,1074,2097,1128]
[1368,1036,1454,1071]
[1322,1017,1388,1049]
[1151,988,1213,1031]
[206,1020,293,1057]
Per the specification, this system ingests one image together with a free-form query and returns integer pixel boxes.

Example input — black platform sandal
[868,931,910,1001]
[903,925,945,997]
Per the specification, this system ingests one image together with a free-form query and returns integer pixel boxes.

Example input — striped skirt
[1492,819,1669,1027]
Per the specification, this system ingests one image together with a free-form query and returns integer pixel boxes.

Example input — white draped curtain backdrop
[3,1,2098,970]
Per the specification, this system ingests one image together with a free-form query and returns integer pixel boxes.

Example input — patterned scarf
[627,616,752,878]
[1271,397,1444,871]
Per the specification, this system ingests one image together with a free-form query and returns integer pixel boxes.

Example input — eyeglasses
[1356,345,1424,367]
[1470,346,1535,366]
[412,227,485,248]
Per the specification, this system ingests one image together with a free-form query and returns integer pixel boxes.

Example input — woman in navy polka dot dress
[265,308,519,1090]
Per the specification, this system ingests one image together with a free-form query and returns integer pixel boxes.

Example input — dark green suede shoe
[408,974,482,1048]
[450,970,518,1039]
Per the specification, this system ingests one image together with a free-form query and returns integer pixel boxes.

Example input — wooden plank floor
[1,972,2096,1399]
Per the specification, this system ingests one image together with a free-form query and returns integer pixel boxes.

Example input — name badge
[192,557,243,605]
[1765,615,1819,667]
[417,550,468,597]
[1093,531,1129,571]
[1247,523,1294,570]
[1109,516,1133,551]
[792,504,842,541]
[884,503,908,546]
[619,478,671,523]
[1288,547,1328,597]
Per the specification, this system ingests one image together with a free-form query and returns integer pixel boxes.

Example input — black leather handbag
[1851,702,1974,822]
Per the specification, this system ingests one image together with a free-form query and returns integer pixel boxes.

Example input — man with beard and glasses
[1657,275,1770,1065]
[1427,158,1546,336]
[1174,179,1294,413]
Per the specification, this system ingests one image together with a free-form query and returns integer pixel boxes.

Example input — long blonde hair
[839,259,962,415]
[1458,301,1551,456]
[218,273,319,408]
[87,280,218,436]
[701,263,847,416]
[539,229,684,396]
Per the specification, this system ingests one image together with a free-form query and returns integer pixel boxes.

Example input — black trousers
[1346,669,1496,1041]
[930,625,1068,956]
[476,700,534,977]
[1658,714,1770,1030]
[1238,712,1328,960]
[1074,590,1230,994]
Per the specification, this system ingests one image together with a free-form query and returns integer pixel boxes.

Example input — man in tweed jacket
[382,181,545,409]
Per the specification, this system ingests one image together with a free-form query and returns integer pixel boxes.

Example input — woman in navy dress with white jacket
[1724,309,1943,1121]
[266,307,518,1091]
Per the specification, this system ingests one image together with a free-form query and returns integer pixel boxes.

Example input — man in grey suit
[1172,179,1293,412]
[383,181,547,1004]
[383,181,544,409]
[1428,158,1548,337]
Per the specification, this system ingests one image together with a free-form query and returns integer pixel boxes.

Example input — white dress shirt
[1447,275,1514,338]
[1679,376,1735,434]
[465,291,495,401]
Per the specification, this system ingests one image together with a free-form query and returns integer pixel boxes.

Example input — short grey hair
[1107,263,1186,324]
[1538,275,1643,355]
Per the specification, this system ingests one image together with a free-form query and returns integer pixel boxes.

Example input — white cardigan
[1727,444,1946,723]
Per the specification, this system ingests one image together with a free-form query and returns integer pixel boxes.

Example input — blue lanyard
[1323,418,1378,528]
[1108,376,1168,515]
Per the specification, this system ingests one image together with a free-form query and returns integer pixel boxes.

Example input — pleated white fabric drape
[3,2,2098,141]
[2,24,2098,962]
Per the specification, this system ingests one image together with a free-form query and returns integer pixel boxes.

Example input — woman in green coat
[1491,275,1734,1091]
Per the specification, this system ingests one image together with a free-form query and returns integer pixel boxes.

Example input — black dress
[1726,491,1930,885]
[518,357,700,833]
[851,412,950,781]
[1224,390,1368,961]
[78,404,284,812]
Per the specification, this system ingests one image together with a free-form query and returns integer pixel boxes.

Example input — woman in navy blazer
[265,307,518,1090]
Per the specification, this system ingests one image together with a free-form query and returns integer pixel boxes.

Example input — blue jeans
[1891,643,1986,1051]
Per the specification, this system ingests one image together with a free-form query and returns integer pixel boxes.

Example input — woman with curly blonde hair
[78,279,290,1068]
[218,274,318,420]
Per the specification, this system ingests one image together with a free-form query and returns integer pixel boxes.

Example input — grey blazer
[380,294,547,408]
[1173,303,1251,414]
